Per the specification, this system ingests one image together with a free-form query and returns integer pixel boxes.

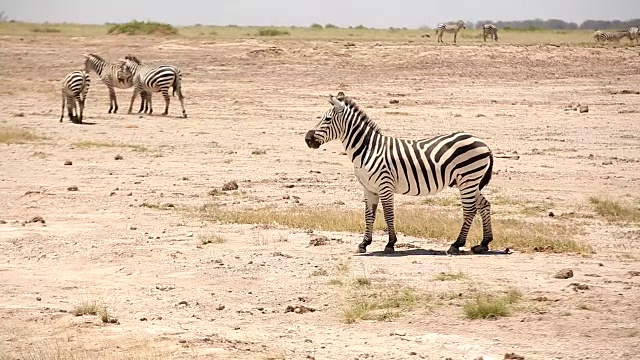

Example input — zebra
[593,29,631,42]
[629,26,639,43]
[305,92,494,255]
[436,20,466,43]
[119,56,187,118]
[83,53,150,114]
[60,70,90,123]
[482,24,498,42]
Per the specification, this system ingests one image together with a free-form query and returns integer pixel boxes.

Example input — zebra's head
[82,54,99,73]
[305,92,348,149]
[119,55,142,77]
[116,61,132,81]
[458,20,466,29]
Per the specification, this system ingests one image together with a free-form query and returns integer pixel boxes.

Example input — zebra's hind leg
[471,193,493,254]
[161,89,170,116]
[379,189,397,253]
[176,87,187,118]
[108,87,116,113]
[447,186,478,255]
[60,92,65,122]
[358,189,379,253]
[67,95,79,123]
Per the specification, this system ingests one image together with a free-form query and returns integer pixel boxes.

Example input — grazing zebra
[119,56,187,118]
[629,26,639,43]
[60,70,90,123]
[593,29,631,42]
[436,20,466,43]
[305,92,494,255]
[482,24,498,42]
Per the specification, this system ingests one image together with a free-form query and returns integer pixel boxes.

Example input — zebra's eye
[324,117,332,122]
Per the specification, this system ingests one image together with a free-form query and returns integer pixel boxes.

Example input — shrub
[107,21,178,35]
[324,23,339,29]
[257,28,290,36]
[310,23,323,30]
[30,27,61,33]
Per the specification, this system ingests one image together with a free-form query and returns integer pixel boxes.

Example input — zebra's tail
[171,72,183,99]
[479,152,494,190]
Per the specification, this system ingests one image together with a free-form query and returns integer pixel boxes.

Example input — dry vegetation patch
[590,197,640,223]
[71,300,116,324]
[463,288,522,319]
[198,204,591,253]
[0,126,46,144]
[73,140,148,152]
[341,282,432,323]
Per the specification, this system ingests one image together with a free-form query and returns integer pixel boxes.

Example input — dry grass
[73,141,147,152]
[198,204,591,254]
[341,283,431,323]
[70,300,115,324]
[463,288,522,319]
[433,271,468,281]
[200,234,228,245]
[0,126,46,144]
[6,339,162,360]
[590,197,640,223]
[311,268,328,276]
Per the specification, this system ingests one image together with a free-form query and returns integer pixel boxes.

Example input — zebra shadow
[359,248,511,257]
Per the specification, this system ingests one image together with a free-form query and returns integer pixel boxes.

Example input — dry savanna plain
[0,24,640,360]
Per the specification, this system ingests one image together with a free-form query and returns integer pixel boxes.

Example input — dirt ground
[1,35,640,360]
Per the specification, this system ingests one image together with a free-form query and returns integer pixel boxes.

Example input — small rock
[110,192,116,196]
[504,352,525,359]
[36,297,41,301]
[553,269,573,279]
[30,216,45,224]
[222,181,238,191]
[114,154,123,160]
[389,99,399,104]
[64,160,72,166]
[67,186,78,191]
[129,226,137,230]
[570,282,589,291]
[282,194,290,199]
[309,235,330,246]
[390,330,406,336]
[284,184,295,188]
[409,352,417,356]
[186,232,193,237]
[334,200,345,205]
[548,211,555,217]
[285,305,315,314]
[579,105,589,113]
[216,304,225,310]
[140,317,147,321]
[178,301,188,306]
[628,271,640,277]
[0,220,6,224]
[178,339,187,344]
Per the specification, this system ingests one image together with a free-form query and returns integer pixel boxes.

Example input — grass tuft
[463,288,522,319]
[71,300,114,323]
[198,204,591,254]
[341,284,431,323]
[0,126,46,144]
[354,277,371,286]
[107,20,178,35]
[311,268,328,276]
[257,28,290,36]
[30,27,61,33]
[433,271,467,281]
[590,197,640,223]
[73,141,147,152]
[200,234,227,245]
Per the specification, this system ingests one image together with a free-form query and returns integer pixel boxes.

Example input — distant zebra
[305,92,494,255]
[436,20,466,43]
[482,24,498,42]
[119,56,187,118]
[629,26,639,43]
[593,29,631,42]
[60,70,90,123]
[83,53,149,114]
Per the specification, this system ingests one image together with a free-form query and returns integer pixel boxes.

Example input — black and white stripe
[436,20,466,43]
[305,93,494,255]
[83,53,149,114]
[120,56,187,118]
[593,29,631,42]
[60,70,90,123]
[482,24,499,42]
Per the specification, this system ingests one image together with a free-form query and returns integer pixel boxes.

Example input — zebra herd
[594,27,640,43]
[59,53,187,123]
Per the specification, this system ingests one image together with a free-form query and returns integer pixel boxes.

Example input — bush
[310,23,323,30]
[257,28,290,36]
[325,23,339,29]
[107,20,178,35]
[30,27,61,33]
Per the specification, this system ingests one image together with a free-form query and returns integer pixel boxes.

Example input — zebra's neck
[90,58,108,75]
[340,109,382,163]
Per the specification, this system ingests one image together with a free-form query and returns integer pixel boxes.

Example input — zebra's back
[136,65,180,92]
[62,70,90,96]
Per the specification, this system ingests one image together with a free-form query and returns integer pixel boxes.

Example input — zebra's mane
[88,53,105,62]
[125,55,142,65]
[341,97,382,134]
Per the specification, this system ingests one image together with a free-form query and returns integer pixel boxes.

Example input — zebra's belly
[354,166,379,193]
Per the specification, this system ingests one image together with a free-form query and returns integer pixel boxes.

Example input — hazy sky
[1,0,639,28]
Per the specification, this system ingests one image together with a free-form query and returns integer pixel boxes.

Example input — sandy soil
[1,35,640,360]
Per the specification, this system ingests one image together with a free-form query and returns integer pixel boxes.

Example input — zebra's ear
[336,91,346,101]
[330,95,343,112]
[82,54,89,58]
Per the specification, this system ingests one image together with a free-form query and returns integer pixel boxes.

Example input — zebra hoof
[446,246,463,255]
[357,247,367,254]
[383,246,395,254]
[471,245,489,254]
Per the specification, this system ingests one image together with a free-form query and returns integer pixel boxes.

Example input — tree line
[471,18,640,30]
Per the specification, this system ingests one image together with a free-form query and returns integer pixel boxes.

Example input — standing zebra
[119,56,187,118]
[482,24,498,42]
[60,70,90,123]
[629,26,639,43]
[305,92,494,255]
[436,20,466,43]
[83,53,149,114]
[593,29,631,42]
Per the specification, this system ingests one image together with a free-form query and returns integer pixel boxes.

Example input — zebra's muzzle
[305,130,321,149]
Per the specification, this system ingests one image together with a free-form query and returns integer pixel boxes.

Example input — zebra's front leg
[128,88,139,114]
[138,91,147,113]
[161,89,170,116]
[379,189,397,253]
[470,193,493,254]
[447,188,478,255]
[108,87,117,113]
[358,189,379,253]
[78,99,85,123]
[60,93,65,122]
